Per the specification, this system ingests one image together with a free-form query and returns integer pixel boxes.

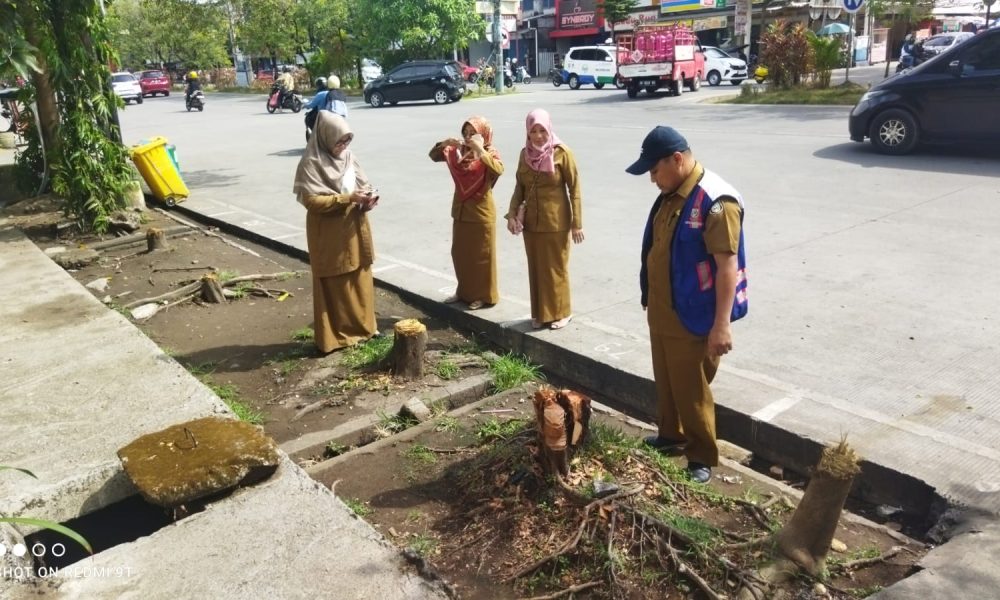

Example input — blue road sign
[842,0,864,13]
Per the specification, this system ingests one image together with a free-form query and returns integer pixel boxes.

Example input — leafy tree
[599,0,638,44]
[11,0,133,233]
[238,0,308,68]
[806,31,840,88]
[351,0,482,67]
[759,20,814,88]
[107,0,231,70]
[864,0,933,77]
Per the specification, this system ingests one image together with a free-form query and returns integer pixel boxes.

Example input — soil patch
[6,196,928,599]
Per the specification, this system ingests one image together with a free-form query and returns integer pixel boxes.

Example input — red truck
[617,24,705,99]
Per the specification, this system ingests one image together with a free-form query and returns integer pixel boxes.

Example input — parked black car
[849,28,1000,155]
[363,60,464,108]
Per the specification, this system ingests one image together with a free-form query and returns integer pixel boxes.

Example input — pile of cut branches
[433,423,900,600]
[125,270,305,321]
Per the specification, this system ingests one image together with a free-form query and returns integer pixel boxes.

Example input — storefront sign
[559,0,598,29]
[693,16,728,30]
[613,9,661,31]
[661,0,726,14]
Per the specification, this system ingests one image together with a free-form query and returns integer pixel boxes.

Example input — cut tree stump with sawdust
[146,227,168,252]
[391,319,427,379]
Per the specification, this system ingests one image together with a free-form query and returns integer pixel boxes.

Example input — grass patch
[434,358,459,380]
[725,82,866,105]
[207,382,265,425]
[291,326,314,342]
[341,335,393,369]
[489,352,543,392]
[374,410,418,438]
[344,498,373,517]
[434,415,461,433]
[229,281,253,300]
[659,509,722,551]
[325,441,348,457]
[475,417,529,442]
[407,532,438,558]
[403,444,437,465]
[218,270,239,283]
[184,361,217,377]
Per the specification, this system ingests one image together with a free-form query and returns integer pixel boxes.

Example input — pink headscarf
[524,109,563,174]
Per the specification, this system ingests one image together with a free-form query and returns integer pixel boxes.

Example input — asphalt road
[119,74,1000,514]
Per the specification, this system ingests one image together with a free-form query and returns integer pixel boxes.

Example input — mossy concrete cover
[118,417,280,507]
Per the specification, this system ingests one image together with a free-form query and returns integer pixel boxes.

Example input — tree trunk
[17,3,60,158]
[146,227,168,252]
[775,439,861,576]
[200,274,226,303]
[391,319,427,379]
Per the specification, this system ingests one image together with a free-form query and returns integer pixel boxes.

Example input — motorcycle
[267,83,303,113]
[484,66,513,89]
[548,66,564,87]
[514,65,531,84]
[185,90,205,112]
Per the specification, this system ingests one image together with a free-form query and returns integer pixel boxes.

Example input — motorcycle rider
[184,71,202,104]
[304,74,347,119]
[276,66,295,108]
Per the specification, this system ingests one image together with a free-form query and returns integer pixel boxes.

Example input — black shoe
[686,462,712,484]
[643,435,686,454]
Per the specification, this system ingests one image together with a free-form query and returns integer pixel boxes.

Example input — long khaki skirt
[452,220,499,305]
[524,231,571,323]
[313,266,376,353]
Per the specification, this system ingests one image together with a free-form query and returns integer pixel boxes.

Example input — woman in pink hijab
[505,109,584,330]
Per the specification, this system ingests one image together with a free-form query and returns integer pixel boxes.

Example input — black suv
[849,28,1000,155]
[363,60,464,107]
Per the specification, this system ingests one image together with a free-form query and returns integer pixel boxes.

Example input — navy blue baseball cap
[625,126,690,175]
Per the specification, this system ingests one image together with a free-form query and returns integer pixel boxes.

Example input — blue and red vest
[640,169,748,336]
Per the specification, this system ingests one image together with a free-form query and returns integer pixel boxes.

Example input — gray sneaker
[686,462,712,484]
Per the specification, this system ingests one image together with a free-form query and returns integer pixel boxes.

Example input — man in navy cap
[627,126,748,484]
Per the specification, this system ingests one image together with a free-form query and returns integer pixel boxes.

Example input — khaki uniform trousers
[649,334,720,467]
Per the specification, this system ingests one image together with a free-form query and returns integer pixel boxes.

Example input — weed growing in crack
[325,441,348,457]
[374,410,417,438]
[434,415,461,433]
[488,353,543,392]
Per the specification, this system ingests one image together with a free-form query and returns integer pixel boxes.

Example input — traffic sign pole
[842,0,865,84]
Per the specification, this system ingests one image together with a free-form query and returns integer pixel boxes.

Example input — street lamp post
[493,0,503,94]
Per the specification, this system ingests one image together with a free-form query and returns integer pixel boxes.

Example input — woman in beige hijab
[293,112,379,353]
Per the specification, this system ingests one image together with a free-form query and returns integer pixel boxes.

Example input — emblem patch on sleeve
[709,201,724,215]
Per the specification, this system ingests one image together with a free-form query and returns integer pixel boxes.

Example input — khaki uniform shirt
[506,146,583,232]
[429,143,504,224]
[646,162,743,337]
[301,193,374,278]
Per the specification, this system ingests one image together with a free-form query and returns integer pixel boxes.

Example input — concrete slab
[27,458,448,600]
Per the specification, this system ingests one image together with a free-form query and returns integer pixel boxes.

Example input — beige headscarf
[293,112,369,199]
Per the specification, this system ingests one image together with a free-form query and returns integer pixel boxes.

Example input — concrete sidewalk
[0,222,449,599]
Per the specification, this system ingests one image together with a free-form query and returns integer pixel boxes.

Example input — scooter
[267,83,303,113]
[514,65,531,84]
[548,67,564,87]
[185,90,205,112]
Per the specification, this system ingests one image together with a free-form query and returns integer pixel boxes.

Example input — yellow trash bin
[128,136,190,207]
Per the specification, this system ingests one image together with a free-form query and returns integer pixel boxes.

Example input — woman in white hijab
[293,112,379,353]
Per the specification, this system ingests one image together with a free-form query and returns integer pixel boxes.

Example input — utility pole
[493,0,503,94]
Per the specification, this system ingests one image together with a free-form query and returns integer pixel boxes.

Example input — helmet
[314,77,327,91]
[327,74,341,89]
[187,71,198,80]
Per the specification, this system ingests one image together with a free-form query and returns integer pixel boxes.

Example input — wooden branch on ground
[725,536,774,552]
[734,498,773,530]
[833,545,903,572]
[220,272,303,286]
[88,224,191,251]
[153,266,216,273]
[291,398,341,422]
[153,208,262,257]
[520,580,602,600]
[124,281,201,309]
[659,537,724,600]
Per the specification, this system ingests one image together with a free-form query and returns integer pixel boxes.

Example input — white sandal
[550,315,573,330]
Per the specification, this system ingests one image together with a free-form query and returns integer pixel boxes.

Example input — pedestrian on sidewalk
[293,112,380,353]
[429,117,504,310]
[626,126,749,484]
[505,109,584,330]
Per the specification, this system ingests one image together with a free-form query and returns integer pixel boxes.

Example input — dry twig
[519,580,602,600]
[834,545,903,572]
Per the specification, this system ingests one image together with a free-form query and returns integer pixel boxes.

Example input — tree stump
[775,439,861,576]
[146,227,168,252]
[200,274,226,303]
[391,319,426,379]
